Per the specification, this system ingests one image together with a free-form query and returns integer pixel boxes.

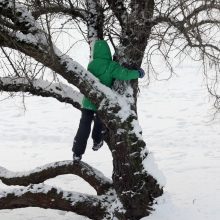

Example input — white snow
[142,151,166,188]
[0,183,53,198]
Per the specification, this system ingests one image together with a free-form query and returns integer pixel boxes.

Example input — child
[72,40,145,162]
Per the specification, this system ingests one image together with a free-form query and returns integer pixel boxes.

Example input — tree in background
[0,0,219,219]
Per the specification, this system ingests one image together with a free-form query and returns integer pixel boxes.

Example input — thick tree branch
[0,160,112,195]
[0,77,82,109]
[0,183,106,219]
[86,0,104,44]
[32,5,87,20]
[106,0,128,28]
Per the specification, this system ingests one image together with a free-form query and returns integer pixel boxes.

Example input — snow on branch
[0,77,82,109]
[0,0,42,34]
[0,160,112,195]
[0,183,106,219]
[87,0,101,42]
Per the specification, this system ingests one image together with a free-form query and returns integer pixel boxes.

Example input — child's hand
[138,68,145,78]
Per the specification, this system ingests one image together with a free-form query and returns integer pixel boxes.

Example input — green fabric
[83,40,139,111]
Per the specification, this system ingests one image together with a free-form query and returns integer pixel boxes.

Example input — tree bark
[106,117,163,219]
[0,184,106,220]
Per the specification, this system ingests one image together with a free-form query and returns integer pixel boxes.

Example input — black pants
[72,109,103,156]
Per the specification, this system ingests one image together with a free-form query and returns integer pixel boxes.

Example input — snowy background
[1,47,220,219]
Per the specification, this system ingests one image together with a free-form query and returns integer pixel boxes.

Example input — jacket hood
[93,40,112,60]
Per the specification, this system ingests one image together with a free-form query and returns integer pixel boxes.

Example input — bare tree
[0,0,219,219]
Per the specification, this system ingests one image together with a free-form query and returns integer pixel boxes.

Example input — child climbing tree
[0,0,220,219]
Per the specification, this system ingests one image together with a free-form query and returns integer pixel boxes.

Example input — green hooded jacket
[83,40,139,111]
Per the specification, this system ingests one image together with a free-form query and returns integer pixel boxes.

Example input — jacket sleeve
[110,61,139,80]
[87,61,92,72]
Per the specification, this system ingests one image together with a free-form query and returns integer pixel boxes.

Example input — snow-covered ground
[0,63,220,220]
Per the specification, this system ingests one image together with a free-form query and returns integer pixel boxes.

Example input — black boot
[73,153,82,163]
[92,140,103,151]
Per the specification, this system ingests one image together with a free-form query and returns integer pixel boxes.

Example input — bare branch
[185,3,220,21]
[86,0,104,46]
[0,160,112,195]
[148,2,220,69]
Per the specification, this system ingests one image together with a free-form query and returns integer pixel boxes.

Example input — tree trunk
[105,116,163,219]
[0,1,163,219]
[107,2,163,217]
